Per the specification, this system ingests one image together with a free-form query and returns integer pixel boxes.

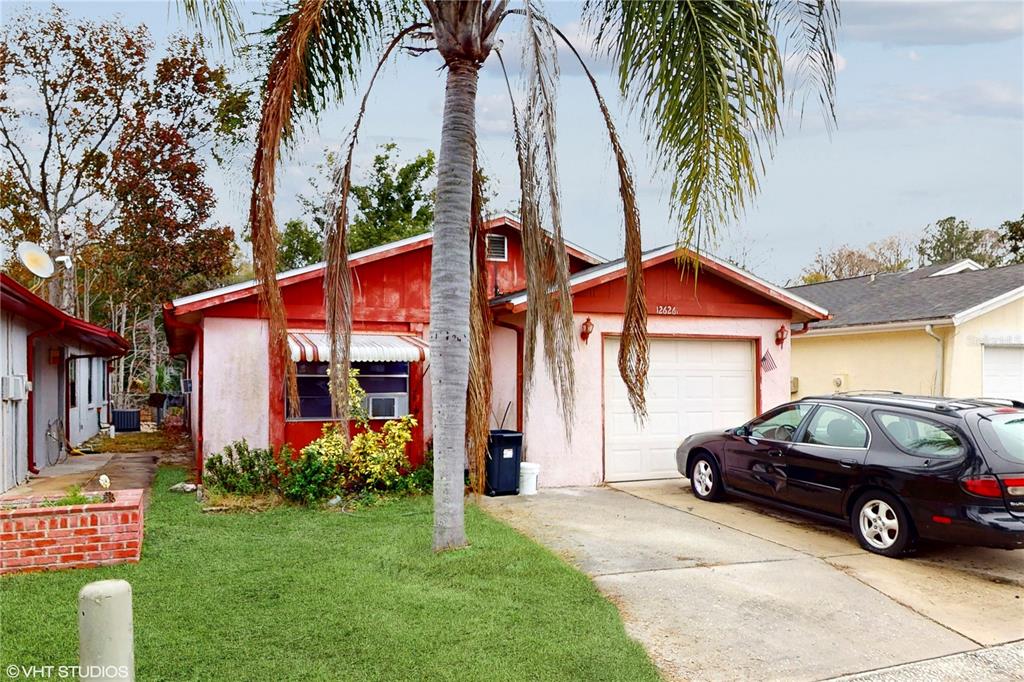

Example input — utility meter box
[1,375,28,401]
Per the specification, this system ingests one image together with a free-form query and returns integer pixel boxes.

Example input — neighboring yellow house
[787,259,1024,400]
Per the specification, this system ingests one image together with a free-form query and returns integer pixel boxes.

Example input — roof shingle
[786,262,1024,329]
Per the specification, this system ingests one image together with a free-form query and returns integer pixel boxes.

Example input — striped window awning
[287,331,429,363]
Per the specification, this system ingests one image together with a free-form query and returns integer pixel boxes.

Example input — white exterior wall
[1,311,30,492]
[31,339,62,472]
[201,317,270,458]
[489,325,519,430]
[188,342,200,438]
[508,313,792,488]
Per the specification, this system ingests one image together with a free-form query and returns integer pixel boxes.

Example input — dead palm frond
[465,162,493,495]
[515,3,577,435]
[544,19,648,420]
[242,0,417,418]
[249,0,334,417]
[323,22,429,426]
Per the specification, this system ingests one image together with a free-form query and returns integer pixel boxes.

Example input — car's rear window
[979,413,1024,464]
[875,411,965,458]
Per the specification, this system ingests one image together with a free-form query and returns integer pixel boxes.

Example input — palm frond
[247,0,418,418]
[511,4,577,436]
[767,0,841,128]
[546,19,648,420]
[323,22,429,426]
[180,0,243,48]
[250,0,335,416]
[260,0,419,122]
[466,162,493,495]
[585,0,791,246]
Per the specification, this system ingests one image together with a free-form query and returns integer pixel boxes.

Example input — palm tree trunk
[430,60,478,551]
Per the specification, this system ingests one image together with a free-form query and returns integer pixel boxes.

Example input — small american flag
[760,350,777,373]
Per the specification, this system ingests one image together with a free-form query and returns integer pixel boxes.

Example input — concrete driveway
[482,479,1024,681]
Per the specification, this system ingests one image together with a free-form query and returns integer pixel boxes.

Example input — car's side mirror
[733,426,749,437]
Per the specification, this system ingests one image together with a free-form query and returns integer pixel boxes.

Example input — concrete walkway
[482,480,1024,681]
[0,451,163,503]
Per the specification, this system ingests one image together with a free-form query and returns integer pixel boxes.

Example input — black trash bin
[486,430,522,496]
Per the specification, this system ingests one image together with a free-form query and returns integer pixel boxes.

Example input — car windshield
[979,413,1024,464]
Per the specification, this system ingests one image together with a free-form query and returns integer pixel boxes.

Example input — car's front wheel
[689,453,724,502]
[851,491,915,557]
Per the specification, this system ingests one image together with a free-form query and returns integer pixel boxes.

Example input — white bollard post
[78,579,135,682]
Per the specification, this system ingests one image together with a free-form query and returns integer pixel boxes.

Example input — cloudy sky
[5,1,1023,284]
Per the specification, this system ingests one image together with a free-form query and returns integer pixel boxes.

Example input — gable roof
[491,243,830,321]
[1,274,129,356]
[787,261,1024,330]
[168,216,603,315]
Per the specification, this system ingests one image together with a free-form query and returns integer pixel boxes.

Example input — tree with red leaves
[0,6,251,402]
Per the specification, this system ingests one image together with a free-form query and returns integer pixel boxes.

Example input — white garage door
[984,346,1024,399]
[603,337,756,482]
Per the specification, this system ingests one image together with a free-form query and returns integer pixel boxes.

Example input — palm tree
[186,0,839,551]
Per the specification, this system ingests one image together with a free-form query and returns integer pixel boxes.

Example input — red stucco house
[163,216,828,487]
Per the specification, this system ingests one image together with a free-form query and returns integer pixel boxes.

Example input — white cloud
[838,79,1023,129]
[476,93,513,137]
[907,50,922,61]
[842,1,1023,46]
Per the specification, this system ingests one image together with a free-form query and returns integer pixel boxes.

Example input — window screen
[287,361,410,421]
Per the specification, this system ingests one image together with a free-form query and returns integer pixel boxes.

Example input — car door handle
[768,449,784,457]
[839,458,857,468]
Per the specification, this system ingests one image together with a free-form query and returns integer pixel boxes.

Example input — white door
[603,337,756,482]
[984,346,1024,399]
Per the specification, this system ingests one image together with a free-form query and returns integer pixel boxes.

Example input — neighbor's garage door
[603,337,756,482]
[984,346,1024,399]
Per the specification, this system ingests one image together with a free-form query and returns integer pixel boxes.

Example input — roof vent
[929,259,985,277]
[485,234,508,262]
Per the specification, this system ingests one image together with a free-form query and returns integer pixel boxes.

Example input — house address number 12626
[656,305,678,315]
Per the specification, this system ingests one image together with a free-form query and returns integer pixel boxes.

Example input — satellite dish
[16,242,55,279]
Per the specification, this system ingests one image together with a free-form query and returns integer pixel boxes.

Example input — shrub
[277,444,338,505]
[396,449,433,495]
[346,416,417,491]
[205,440,277,496]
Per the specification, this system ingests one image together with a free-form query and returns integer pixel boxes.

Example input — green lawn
[1,468,659,681]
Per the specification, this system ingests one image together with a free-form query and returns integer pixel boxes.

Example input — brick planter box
[0,489,144,575]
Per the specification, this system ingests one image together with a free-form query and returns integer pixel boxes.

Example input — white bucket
[519,462,540,495]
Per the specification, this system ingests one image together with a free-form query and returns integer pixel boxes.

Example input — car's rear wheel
[852,491,915,557]
[689,453,724,502]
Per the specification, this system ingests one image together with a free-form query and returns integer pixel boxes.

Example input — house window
[287,361,410,421]
[87,359,94,405]
[485,234,508,262]
[68,361,77,409]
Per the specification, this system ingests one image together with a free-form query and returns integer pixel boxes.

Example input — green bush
[207,415,427,506]
[395,450,433,495]
[204,440,277,496]
[277,445,339,505]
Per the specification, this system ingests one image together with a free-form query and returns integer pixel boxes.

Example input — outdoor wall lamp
[580,317,594,344]
[775,324,789,347]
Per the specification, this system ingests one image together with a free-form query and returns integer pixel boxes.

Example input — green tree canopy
[278,219,324,271]
[347,143,436,253]
[998,213,1024,265]
[917,216,1003,267]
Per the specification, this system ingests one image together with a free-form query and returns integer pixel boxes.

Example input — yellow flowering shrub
[346,416,417,491]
